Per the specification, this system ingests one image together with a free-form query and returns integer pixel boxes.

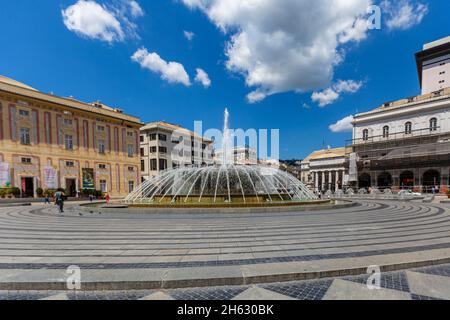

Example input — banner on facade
[43,166,58,189]
[82,168,95,190]
[0,162,11,188]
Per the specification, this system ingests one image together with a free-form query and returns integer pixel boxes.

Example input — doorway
[21,177,34,198]
[66,179,77,197]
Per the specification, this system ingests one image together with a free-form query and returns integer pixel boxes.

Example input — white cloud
[184,31,195,41]
[62,0,124,43]
[129,0,144,17]
[195,68,211,88]
[62,0,144,43]
[311,89,340,108]
[131,48,191,86]
[381,0,428,30]
[312,80,363,107]
[181,0,373,103]
[246,91,267,104]
[329,115,354,133]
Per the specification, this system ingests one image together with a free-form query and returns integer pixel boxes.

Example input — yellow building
[0,75,142,198]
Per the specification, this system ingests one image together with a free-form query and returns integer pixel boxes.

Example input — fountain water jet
[125,109,318,206]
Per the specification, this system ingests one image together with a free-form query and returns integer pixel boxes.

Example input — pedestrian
[89,194,93,202]
[105,193,110,205]
[44,194,50,204]
[54,190,65,213]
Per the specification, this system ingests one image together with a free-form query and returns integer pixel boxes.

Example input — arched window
[383,126,389,138]
[362,129,369,141]
[405,122,412,135]
[430,118,438,132]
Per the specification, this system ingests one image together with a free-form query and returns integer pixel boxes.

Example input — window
[362,129,369,141]
[63,119,73,126]
[98,164,107,169]
[150,146,157,153]
[98,140,105,154]
[405,122,412,135]
[159,146,167,154]
[149,133,157,141]
[66,161,74,167]
[128,181,135,193]
[128,166,135,172]
[21,157,32,164]
[20,128,30,145]
[127,144,134,157]
[150,159,157,171]
[140,135,144,142]
[440,71,446,75]
[172,162,179,169]
[158,134,167,141]
[127,131,134,137]
[439,80,445,84]
[382,126,389,138]
[202,144,207,150]
[19,110,29,117]
[430,118,438,132]
[141,160,145,172]
[97,125,105,132]
[65,135,73,150]
[140,148,144,157]
[159,159,167,171]
[100,180,107,193]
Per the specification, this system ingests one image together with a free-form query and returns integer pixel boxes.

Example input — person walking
[105,193,110,205]
[54,190,65,213]
[44,194,50,204]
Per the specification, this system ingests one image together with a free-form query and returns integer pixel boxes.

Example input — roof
[415,36,450,88]
[423,36,450,50]
[0,75,38,91]
[0,75,142,125]
[354,87,450,121]
[141,121,213,142]
[304,147,346,162]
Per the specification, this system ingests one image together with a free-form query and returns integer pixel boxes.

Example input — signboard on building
[43,166,58,189]
[0,162,11,188]
[82,168,94,190]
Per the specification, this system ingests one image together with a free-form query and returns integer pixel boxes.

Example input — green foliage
[10,187,20,197]
[82,189,94,196]
[36,188,44,197]
[44,189,57,197]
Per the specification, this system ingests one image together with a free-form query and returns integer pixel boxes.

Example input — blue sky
[0,0,448,159]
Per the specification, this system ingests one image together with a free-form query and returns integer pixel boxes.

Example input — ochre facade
[0,76,142,197]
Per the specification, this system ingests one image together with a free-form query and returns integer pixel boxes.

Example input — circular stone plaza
[1,199,450,300]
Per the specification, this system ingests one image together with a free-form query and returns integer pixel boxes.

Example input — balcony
[348,126,444,147]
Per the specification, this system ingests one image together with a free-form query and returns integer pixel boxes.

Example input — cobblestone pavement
[1,263,449,300]
[1,200,450,299]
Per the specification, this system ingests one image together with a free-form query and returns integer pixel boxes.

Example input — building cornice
[353,92,450,125]
[0,81,142,126]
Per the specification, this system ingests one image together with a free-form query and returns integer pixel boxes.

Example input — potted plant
[11,187,21,198]
[36,187,44,198]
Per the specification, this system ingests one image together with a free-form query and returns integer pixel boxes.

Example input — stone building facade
[0,75,142,197]
[349,36,450,193]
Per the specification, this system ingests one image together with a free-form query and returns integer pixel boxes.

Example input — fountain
[125,109,318,207]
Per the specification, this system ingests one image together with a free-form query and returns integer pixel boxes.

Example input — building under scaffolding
[347,36,450,193]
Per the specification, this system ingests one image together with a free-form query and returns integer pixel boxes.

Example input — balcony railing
[347,126,444,147]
